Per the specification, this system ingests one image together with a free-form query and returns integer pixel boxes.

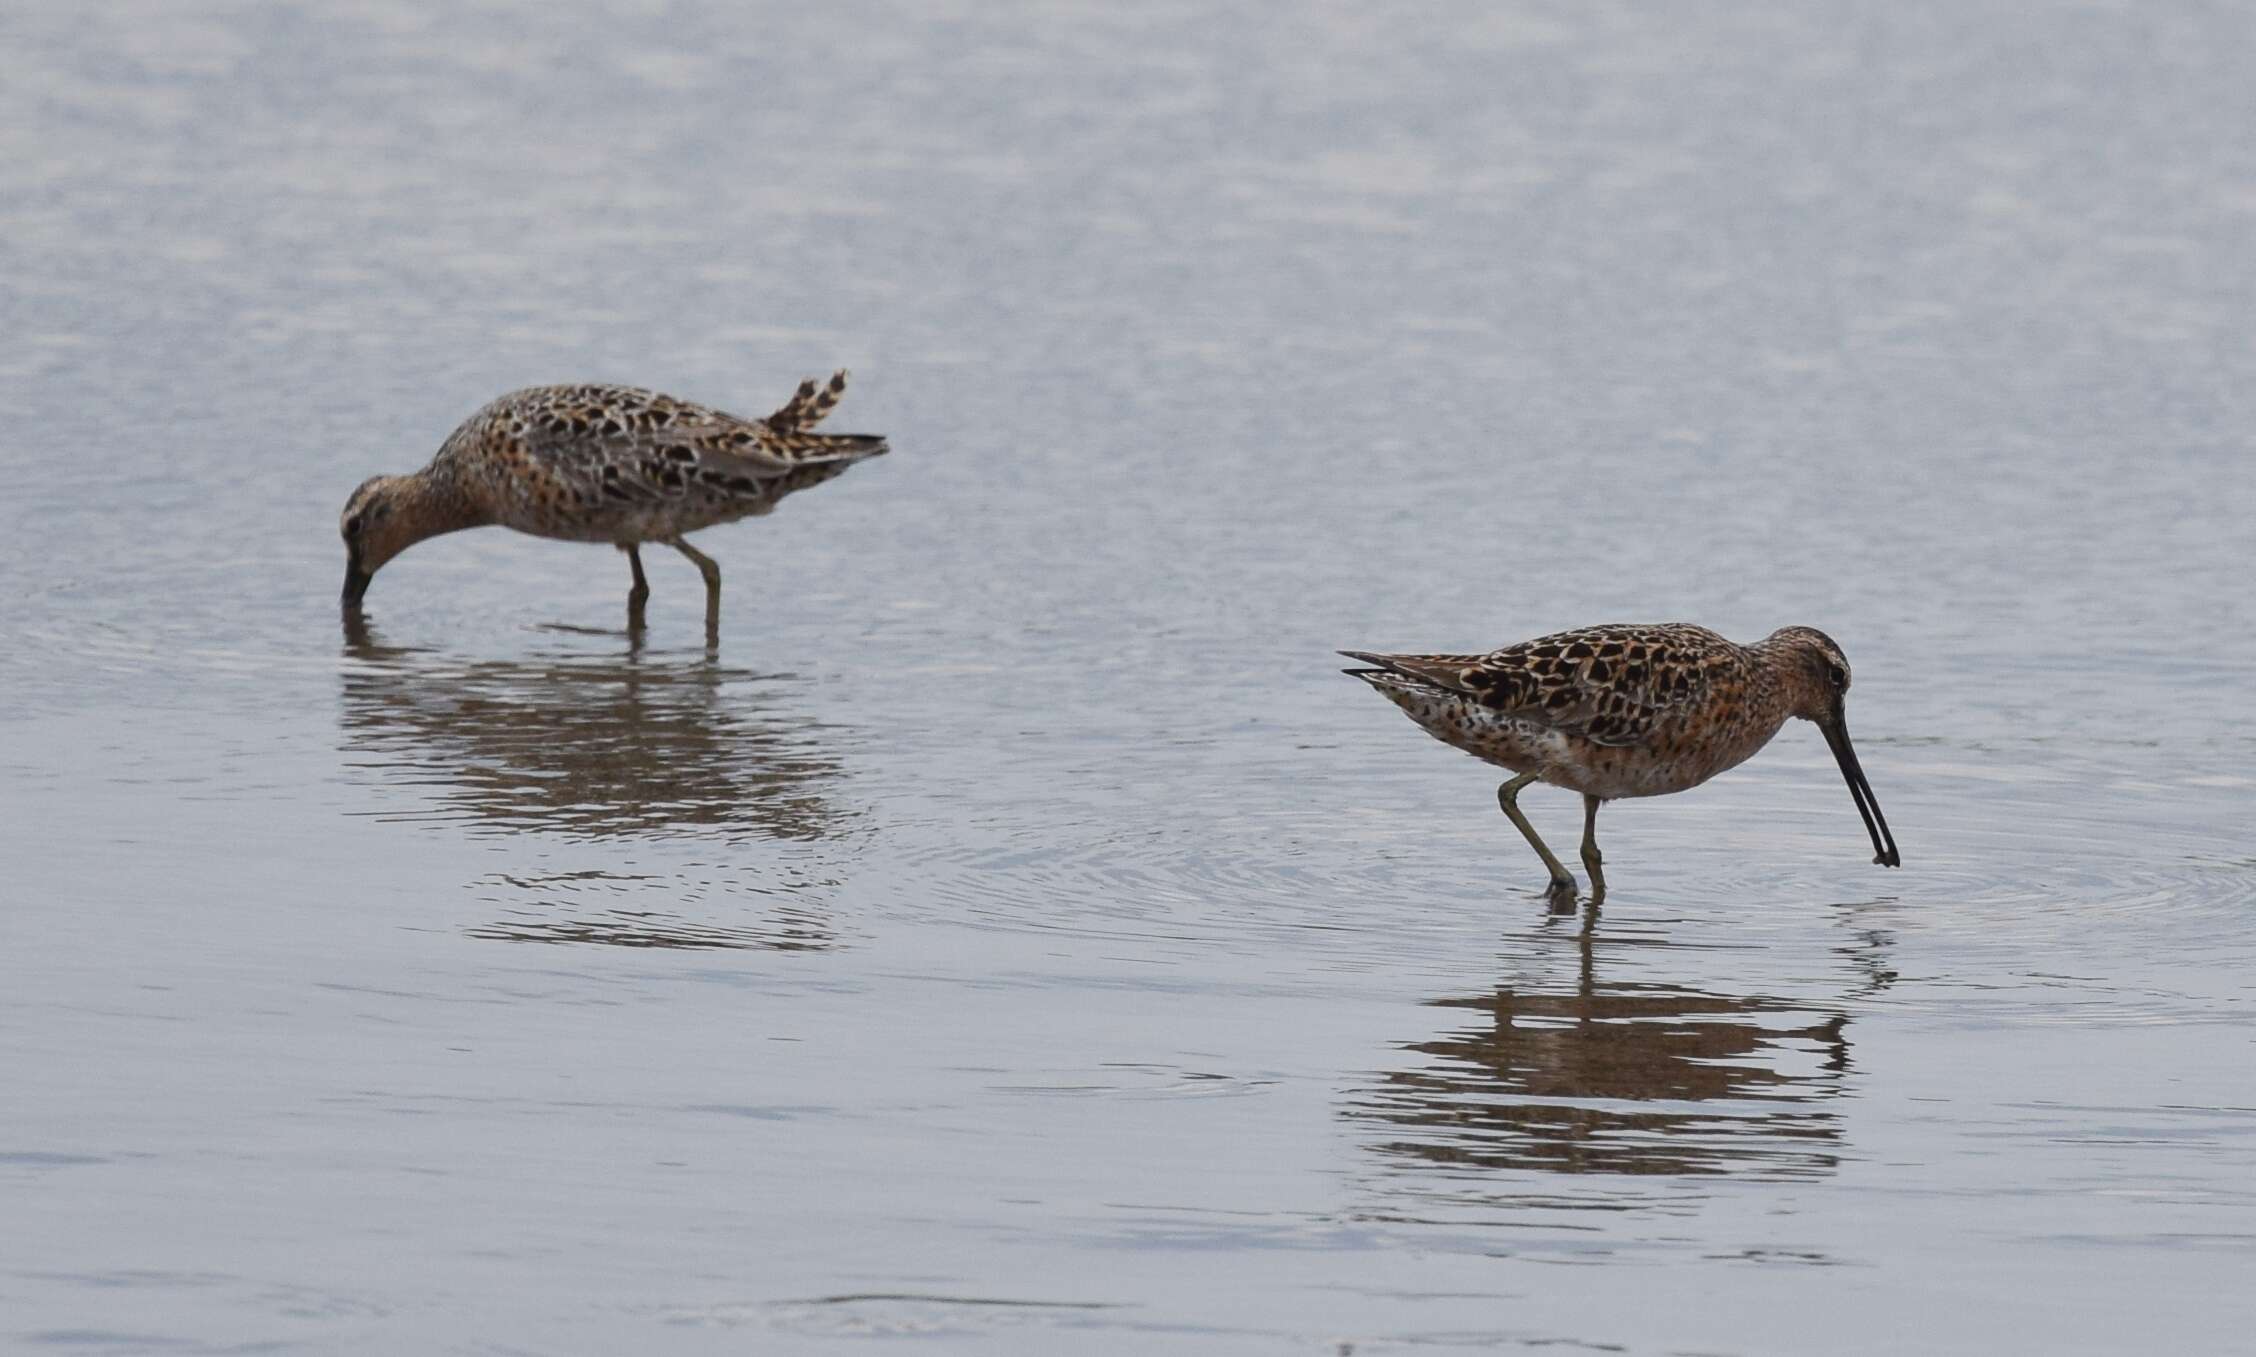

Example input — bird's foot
[1543,875,1580,913]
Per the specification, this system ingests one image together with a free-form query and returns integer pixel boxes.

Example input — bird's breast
[1376,681,1788,800]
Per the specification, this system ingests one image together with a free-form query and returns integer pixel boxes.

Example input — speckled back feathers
[1342,623,1822,800]
[432,372,888,544]
[1346,624,1749,748]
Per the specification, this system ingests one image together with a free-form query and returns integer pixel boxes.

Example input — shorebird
[339,371,888,625]
[1342,623,1899,905]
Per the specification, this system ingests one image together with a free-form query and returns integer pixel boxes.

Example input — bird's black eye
[343,514,363,538]
[1826,663,1848,690]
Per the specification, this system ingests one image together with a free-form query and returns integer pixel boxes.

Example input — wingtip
[1339,650,1394,681]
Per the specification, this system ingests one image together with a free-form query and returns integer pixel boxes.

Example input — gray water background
[3,2,2254,1352]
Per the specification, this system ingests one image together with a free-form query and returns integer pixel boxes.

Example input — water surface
[3,3,2254,1352]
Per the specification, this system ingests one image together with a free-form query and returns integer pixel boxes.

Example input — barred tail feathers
[766,369,850,432]
[762,428,889,464]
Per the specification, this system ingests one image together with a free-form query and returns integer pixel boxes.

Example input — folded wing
[502,382,888,504]
[1342,624,1733,748]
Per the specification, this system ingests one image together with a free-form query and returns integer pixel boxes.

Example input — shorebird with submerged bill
[1342,623,1899,906]
[339,370,888,627]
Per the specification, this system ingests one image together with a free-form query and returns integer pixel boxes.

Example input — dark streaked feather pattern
[1344,623,1746,748]
[1339,623,1839,800]
[434,376,887,543]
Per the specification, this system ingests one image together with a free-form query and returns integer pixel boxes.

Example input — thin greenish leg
[621,543,650,623]
[1580,794,1607,904]
[670,539,723,629]
[1496,772,1577,904]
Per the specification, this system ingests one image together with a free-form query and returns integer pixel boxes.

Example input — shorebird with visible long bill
[1343,623,1900,905]
[339,371,888,627]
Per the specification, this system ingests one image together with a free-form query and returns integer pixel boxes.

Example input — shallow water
[4,2,2255,1352]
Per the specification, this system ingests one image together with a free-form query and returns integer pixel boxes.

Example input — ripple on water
[871,776,1599,957]
[1636,752,2256,943]
[464,867,846,951]
[1893,849,2256,940]
[980,1062,1282,1101]
[329,616,869,951]
[1340,920,1863,1221]
[651,1293,1128,1341]
[1642,831,2256,1029]
[0,613,354,723]
[338,619,859,845]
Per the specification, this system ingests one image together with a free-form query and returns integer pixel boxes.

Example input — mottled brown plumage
[339,371,888,624]
[765,369,850,432]
[1343,623,1899,905]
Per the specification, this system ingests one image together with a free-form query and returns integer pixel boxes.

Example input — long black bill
[342,559,371,608]
[1821,711,1900,867]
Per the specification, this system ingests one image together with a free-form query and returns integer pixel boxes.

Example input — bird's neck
[1743,637,1825,726]
[395,463,491,543]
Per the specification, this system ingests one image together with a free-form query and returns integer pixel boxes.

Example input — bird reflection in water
[339,612,854,949]
[1347,911,1896,1199]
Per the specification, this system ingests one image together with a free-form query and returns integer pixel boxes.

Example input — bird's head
[339,474,420,607]
[1765,625,1855,723]
[1763,625,1899,868]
